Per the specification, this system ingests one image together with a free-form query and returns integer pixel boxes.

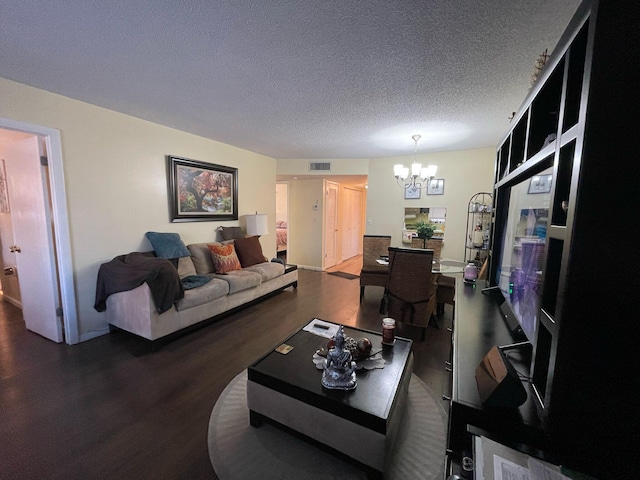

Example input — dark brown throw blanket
[94,252,184,313]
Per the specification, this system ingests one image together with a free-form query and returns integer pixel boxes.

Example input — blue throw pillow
[181,275,212,290]
[145,232,191,259]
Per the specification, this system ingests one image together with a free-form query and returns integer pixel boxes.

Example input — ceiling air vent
[309,162,331,171]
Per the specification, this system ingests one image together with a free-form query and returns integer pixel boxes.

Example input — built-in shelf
[475,2,638,478]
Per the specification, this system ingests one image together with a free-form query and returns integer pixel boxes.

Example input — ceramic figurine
[321,326,357,390]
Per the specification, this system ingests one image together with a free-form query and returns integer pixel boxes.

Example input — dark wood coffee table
[247,320,413,478]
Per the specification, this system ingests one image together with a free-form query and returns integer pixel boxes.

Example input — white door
[324,182,338,268]
[341,187,362,260]
[5,133,63,342]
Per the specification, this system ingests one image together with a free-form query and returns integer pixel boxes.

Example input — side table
[285,264,298,288]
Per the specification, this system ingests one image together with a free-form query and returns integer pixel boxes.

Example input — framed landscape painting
[167,155,238,222]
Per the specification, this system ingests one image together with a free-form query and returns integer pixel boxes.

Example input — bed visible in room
[276,221,287,252]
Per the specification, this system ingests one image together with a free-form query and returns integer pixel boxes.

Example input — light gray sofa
[105,242,297,346]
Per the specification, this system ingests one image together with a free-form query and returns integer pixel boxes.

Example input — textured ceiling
[0,0,581,159]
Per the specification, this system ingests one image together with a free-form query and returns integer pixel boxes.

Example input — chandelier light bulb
[393,134,437,191]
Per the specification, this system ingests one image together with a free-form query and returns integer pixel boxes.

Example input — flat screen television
[492,165,553,345]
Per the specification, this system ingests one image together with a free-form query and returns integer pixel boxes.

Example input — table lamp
[246,212,269,237]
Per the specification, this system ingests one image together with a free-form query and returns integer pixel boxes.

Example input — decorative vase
[464,262,478,284]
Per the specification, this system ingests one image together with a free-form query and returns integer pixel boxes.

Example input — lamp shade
[246,213,269,236]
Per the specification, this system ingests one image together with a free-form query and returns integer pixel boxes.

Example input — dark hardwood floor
[0,268,455,479]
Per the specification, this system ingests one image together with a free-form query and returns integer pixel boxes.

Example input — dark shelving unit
[447,2,639,479]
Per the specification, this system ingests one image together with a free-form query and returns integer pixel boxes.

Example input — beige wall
[0,75,497,341]
[367,148,495,261]
[277,157,369,175]
[278,148,495,265]
[275,182,288,223]
[0,77,276,341]
[287,178,324,269]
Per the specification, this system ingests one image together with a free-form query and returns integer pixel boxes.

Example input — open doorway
[274,175,367,271]
[0,118,78,344]
[275,182,288,263]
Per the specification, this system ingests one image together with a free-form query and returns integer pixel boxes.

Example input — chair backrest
[385,247,436,327]
[387,247,435,298]
[410,237,443,263]
[362,235,391,267]
[426,238,442,260]
[410,237,424,249]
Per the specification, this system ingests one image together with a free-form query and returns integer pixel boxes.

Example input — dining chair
[359,235,391,302]
[437,274,456,321]
[384,247,437,341]
[410,237,443,264]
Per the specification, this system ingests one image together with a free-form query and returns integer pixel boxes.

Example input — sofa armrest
[106,282,179,340]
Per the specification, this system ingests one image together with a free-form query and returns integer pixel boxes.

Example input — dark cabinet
[448,2,639,479]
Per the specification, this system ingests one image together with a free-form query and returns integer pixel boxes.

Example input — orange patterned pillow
[207,243,242,273]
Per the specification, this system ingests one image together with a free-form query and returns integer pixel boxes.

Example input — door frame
[0,116,79,344]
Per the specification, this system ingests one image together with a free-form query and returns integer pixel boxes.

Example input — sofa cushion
[187,241,238,274]
[177,256,197,278]
[244,261,284,282]
[175,277,230,311]
[208,243,242,273]
[145,232,191,259]
[187,243,217,274]
[220,226,245,240]
[214,270,262,294]
[234,236,267,267]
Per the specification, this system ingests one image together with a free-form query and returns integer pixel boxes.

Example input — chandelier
[394,135,437,190]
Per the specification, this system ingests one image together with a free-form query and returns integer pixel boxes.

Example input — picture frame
[167,155,238,222]
[404,185,421,199]
[528,174,552,194]
[427,178,444,195]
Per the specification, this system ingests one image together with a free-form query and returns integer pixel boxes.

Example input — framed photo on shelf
[528,174,552,194]
[427,178,444,195]
[167,155,238,222]
[404,185,421,199]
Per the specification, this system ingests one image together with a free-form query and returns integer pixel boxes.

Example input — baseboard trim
[80,328,109,342]
[0,291,22,308]
[296,265,323,272]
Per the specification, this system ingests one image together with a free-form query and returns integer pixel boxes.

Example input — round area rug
[208,371,447,480]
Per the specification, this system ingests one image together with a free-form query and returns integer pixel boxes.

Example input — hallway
[325,254,362,276]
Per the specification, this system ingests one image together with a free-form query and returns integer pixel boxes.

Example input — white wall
[0,77,277,341]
